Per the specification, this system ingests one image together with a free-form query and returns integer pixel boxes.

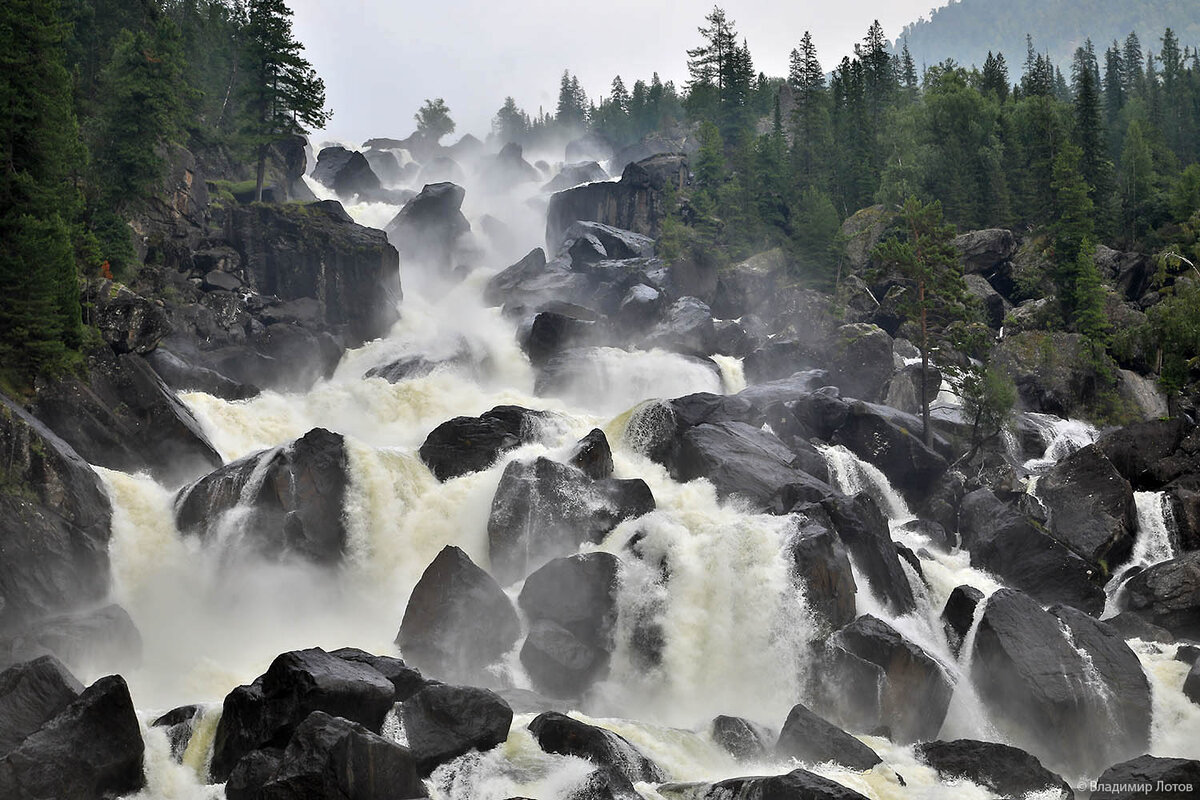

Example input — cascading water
[1103,492,1178,617]
[1022,413,1098,472]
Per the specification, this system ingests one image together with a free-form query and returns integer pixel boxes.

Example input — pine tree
[901,42,919,96]
[414,98,455,142]
[1103,43,1126,133]
[1124,32,1146,98]
[789,32,831,192]
[1118,118,1155,243]
[1049,142,1097,322]
[241,0,330,202]
[556,71,587,129]
[862,20,896,123]
[981,51,1010,101]
[492,96,529,145]
[1072,44,1110,205]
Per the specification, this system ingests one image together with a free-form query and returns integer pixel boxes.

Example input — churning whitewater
[77,177,1198,800]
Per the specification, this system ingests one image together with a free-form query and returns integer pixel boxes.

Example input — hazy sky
[290,0,949,146]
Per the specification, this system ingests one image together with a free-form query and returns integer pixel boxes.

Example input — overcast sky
[290,0,949,146]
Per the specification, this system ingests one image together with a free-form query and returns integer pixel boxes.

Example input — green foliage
[958,362,1017,460]
[414,98,455,143]
[789,187,841,288]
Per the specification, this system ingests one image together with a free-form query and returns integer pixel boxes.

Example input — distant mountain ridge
[898,0,1200,70]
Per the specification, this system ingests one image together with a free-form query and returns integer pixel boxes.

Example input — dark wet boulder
[1185,660,1200,705]
[545,154,687,248]
[0,674,143,800]
[818,494,917,616]
[1105,612,1176,644]
[0,397,112,636]
[384,182,471,269]
[229,201,402,348]
[92,284,171,355]
[561,221,654,260]
[312,146,382,199]
[915,739,1073,800]
[0,656,83,759]
[521,310,598,366]
[418,405,546,481]
[225,748,284,800]
[616,284,667,331]
[953,229,1017,274]
[570,429,615,480]
[362,147,405,184]
[711,716,772,762]
[826,324,894,402]
[783,516,857,632]
[566,766,641,800]
[519,553,619,650]
[395,546,520,683]
[520,620,607,698]
[527,712,666,783]
[776,702,882,770]
[941,585,984,656]
[327,648,428,703]
[1120,552,1200,639]
[241,710,425,800]
[32,347,222,486]
[175,428,348,565]
[972,588,1137,776]
[831,401,950,502]
[1096,244,1158,302]
[682,768,871,800]
[479,142,541,193]
[958,488,1105,614]
[144,346,260,401]
[644,297,717,357]
[1090,755,1200,800]
[1038,444,1136,570]
[487,457,653,584]
[209,647,395,782]
[882,362,944,416]
[543,161,610,193]
[151,705,201,762]
[832,615,952,744]
[1097,417,1197,490]
[400,684,512,777]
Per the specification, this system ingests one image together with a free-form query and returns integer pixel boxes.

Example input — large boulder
[0,397,112,637]
[958,488,1105,614]
[395,546,521,683]
[993,331,1120,418]
[1090,755,1200,800]
[527,712,666,784]
[941,585,984,656]
[1119,552,1200,639]
[175,428,348,565]
[229,201,401,348]
[561,221,656,261]
[209,647,395,782]
[1097,417,1198,490]
[487,458,653,584]
[0,604,142,675]
[0,674,143,800]
[478,142,540,193]
[545,154,687,248]
[915,739,1073,800]
[775,702,881,770]
[543,161,610,194]
[710,716,772,762]
[831,401,949,502]
[827,324,894,402]
[1037,444,1136,570]
[235,710,425,800]
[643,297,718,357]
[953,229,1017,275]
[384,182,471,270]
[312,146,382,199]
[671,768,871,800]
[783,516,857,632]
[971,588,1143,775]
[831,615,952,743]
[816,494,917,616]
[32,347,222,486]
[840,206,894,274]
[0,656,83,758]
[1095,244,1158,302]
[91,284,171,355]
[400,684,513,776]
[418,406,546,481]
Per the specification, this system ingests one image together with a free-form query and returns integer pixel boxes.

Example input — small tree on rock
[415,98,455,143]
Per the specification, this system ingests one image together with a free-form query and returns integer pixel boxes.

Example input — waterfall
[1022,413,1098,472]
[1103,492,1178,618]
[819,444,912,521]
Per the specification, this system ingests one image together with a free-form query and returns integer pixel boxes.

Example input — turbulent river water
[76,180,1200,800]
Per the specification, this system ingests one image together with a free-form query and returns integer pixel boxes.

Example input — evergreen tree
[241,0,330,202]
[862,20,896,123]
[981,51,1010,101]
[492,96,529,145]
[1103,43,1126,135]
[1072,43,1111,207]
[1049,142,1097,323]
[1119,118,1155,242]
[556,70,587,129]
[789,32,832,193]
[1124,32,1146,98]
[790,186,841,287]
[414,98,455,142]
[901,42,919,96]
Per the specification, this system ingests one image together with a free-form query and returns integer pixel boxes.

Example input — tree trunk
[254,144,267,203]
[920,278,932,447]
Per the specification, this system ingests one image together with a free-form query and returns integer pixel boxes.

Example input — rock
[1104,612,1176,644]
[567,766,641,800]
[1037,444,1136,570]
[543,161,610,193]
[711,249,787,319]
[783,516,857,632]
[522,310,597,366]
[0,656,82,758]
[776,702,882,770]
[915,739,1073,800]
[225,749,283,800]
[91,284,171,354]
[384,182,471,270]
[203,269,243,292]
[882,362,943,416]
[972,588,1136,775]
[1118,369,1169,421]
[244,710,424,800]
[0,674,143,800]
[400,684,513,776]
[818,494,917,616]
[312,146,382,199]
[527,712,666,783]
[644,297,717,357]
[0,397,112,636]
[418,406,546,481]
[1050,604,1152,761]
[840,206,894,274]
[546,154,687,248]
[1090,755,1200,800]
[1184,661,1200,705]
[478,142,541,193]
[832,615,952,743]
[518,553,619,649]
[679,768,871,800]
[32,347,222,486]
[561,221,656,260]
[941,585,984,656]
[617,284,667,331]
[1095,244,1157,302]
[964,273,1011,329]
[487,458,654,583]
[143,346,260,401]
[175,428,348,564]
[327,648,428,703]
[229,201,401,348]
[363,147,406,184]
[395,546,521,683]
[151,705,201,762]
[569,429,615,480]
[958,488,1105,614]
[710,716,772,762]
[1,604,141,675]
[520,620,608,698]
[1097,417,1197,490]
[209,647,395,782]
[827,324,894,402]
[1120,552,1200,639]
[954,229,1017,274]
[831,401,949,502]
[993,331,1121,418]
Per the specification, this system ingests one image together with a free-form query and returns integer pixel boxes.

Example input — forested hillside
[899,0,1200,70]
